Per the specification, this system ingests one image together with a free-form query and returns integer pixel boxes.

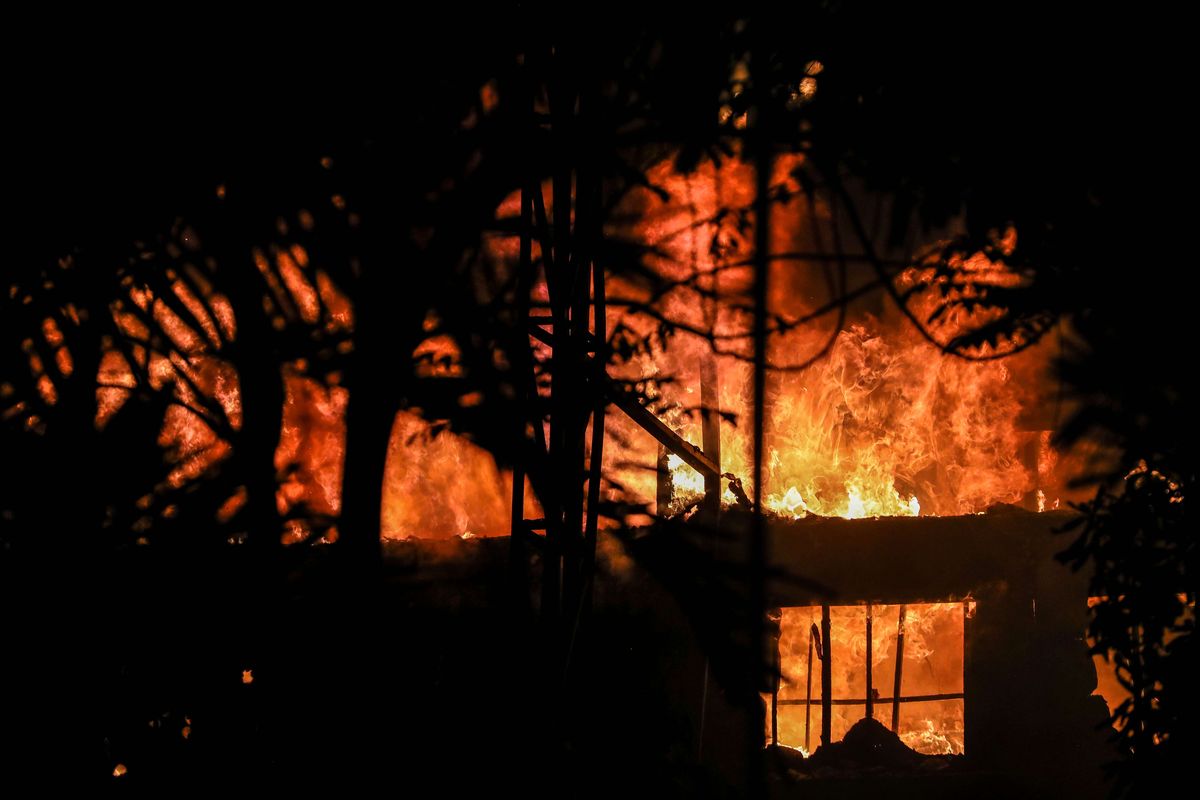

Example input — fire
[93,237,530,543]
[604,153,1053,520]
[775,486,809,518]
[770,603,967,755]
[69,147,1062,543]
[380,410,539,539]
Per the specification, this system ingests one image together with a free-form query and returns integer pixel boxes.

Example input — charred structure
[3,8,1193,798]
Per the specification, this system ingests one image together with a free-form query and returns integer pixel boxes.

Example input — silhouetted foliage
[3,5,1191,795]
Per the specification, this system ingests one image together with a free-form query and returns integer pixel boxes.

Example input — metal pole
[509,69,536,589]
[892,604,907,732]
[865,603,874,719]
[656,444,672,517]
[805,622,816,753]
[821,604,832,747]
[771,672,779,746]
[700,354,721,516]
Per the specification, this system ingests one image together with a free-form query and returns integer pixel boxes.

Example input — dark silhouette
[3,7,1191,797]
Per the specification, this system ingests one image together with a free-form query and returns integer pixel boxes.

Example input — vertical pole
[700,354,721,516]
[542,65,566,626]
[698,660,710,762]
[865,603,874,719]
[805,623,815,753]
[577,72,604,621]
[892,604,907,732]
[821,604,832,747]
[696,349,721,763]
[1020,432,1041,511]
[962,599,972,754]
[581,263,605,605]
[572,78,605,664]
[699,356,722,760]
[510,71,535,590]
[656,445,672,517]
[771,672,779,746]
[747,63,774,798]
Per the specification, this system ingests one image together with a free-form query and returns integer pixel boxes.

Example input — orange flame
[603,153,1052,519]
[771,603,966,755]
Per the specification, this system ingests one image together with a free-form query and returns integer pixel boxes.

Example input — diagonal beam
[605,384,719,478]
[527,322,720,479]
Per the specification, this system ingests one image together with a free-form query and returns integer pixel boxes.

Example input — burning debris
[788,717,950,774]
[770,602,966,756]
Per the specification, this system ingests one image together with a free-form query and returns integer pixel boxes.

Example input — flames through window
[768,602,970,756]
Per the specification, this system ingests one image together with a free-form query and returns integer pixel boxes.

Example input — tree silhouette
[3,6,1191,795]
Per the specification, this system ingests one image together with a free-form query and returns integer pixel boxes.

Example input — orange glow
[770,603,966,755]
[1087,594,1194,730]
[94,239,533,542]
[89,151,1065,543]
[276,371,347,523]
[602,154,1054,519]
[380,411,540,539]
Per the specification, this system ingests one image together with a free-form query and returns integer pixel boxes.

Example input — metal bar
[608,384,720,477]
[1021,432,1041,510]
[540,67,568,626]
[528,323,555,348]
[865,603,874,719]
[805,623,815,753]
[892,604,907,732]
[582,254,605,608]
[700,353,721,515]
[510,109,535,571]
[963,598,974,755]
[698,659,710,762]
[656,445,672,517]
[526,328,721,481]
[771,674,779,746]
[821,604,832,747]
[779,692,965,706]
[699,349,721,756]
[565,79,605,680]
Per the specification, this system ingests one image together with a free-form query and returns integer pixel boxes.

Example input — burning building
[6,16,1187,795]
[42,149,1112,795]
